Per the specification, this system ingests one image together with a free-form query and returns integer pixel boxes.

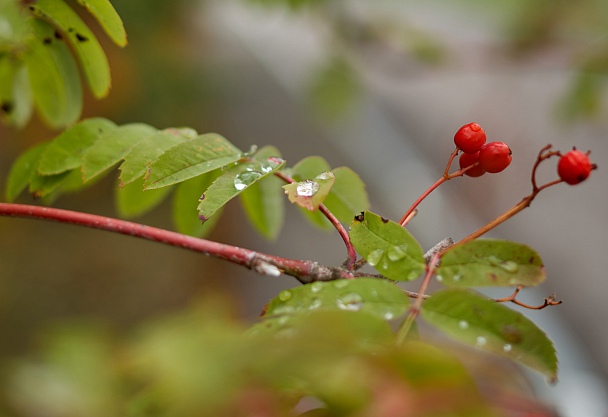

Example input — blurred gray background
[1,1,607,415]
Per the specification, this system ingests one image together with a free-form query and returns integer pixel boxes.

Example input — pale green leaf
[29,0,111,98]
[25,18,82,128]
[119,129,191,187]
[0,58,32,128]
[349,211,425,281]
[239,146,285,240]
[172,172,223,237]
[115,177,173,218]
[323,166,369,224]
[5,142,48,201]
[75,0,127,46]
[197,157,285,221]
[436,239,545,287]
[145,133,242,190]
[282,171,334,211]
[421,288,558,381]
[81,123,157,182]
[29,169,72,198]
[39,117,117,175]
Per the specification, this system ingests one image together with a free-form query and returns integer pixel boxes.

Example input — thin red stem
[0,203,353,284]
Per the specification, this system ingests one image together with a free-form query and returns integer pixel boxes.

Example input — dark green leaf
[82,123,157,182]
[145,133,242,190]
[30,0,111,98]
[0,58,32,128]
[5,143,48,201]
[349,211,425,281]
[119,129,192,187]
[197,156,285,221]
[38,118,117,175]
[264,278,408,323]
[75,0,127,46]
[239,146,285,240]
[323,166,369,224]
[282,171,334,211]
[172,172,223,237]
[421,288,558,381]
[115,177,173,218]
[436,239,545,287]
[25,19,82,128]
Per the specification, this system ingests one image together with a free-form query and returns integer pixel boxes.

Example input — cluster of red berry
[454,122,512,177]
[454,122,595,185]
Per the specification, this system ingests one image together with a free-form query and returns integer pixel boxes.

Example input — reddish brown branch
[0,203,355,284]
[493,285,562,310]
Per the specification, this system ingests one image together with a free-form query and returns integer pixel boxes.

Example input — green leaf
[239,146,285,240]
[282,171,334,211]
[29,0,111,98]
[197,156,285,221]
[264,278,409,322]
[172,172,223,237]
[119,128,192,187]
[5,142,48,201]
[145,133,242,190]
[436,239,545,287]
[29,169,73,198]
[421,288,558,381]
[307,56,360,120]
[75,0,127,47]
[115,177,173,218]
[82,123,157,182]
[349,211,425,281]
[323,166,369,224]
[38,118,117,175]
[0,58,32,128]
[25,18,82,128]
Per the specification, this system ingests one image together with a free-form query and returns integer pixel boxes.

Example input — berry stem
[0,203,356,284]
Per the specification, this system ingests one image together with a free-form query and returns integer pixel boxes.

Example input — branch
[493,285,562,310]
[0,203,355,284]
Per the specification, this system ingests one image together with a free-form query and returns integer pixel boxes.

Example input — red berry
[459,152,486,177]
[479,141,512,173]
[454,122,487,154]
[557,149,594,185]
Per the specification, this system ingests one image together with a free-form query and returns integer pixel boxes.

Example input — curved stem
[0,203,353,284]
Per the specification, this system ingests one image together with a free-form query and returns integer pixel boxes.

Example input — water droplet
[436,275,443,282]
[296,180,320,196]
[500,261,519,273]
[453,274,462,282]
[334,279,349,288]
[256,262,281,277]
[314,171,334,181]
[260,157,283,173]
[336,292,364,311]
[370,289,379,297]
[234,170,263,190]
[367,249,385,267]
[458,320,469,329]
[273,305,295,315]
[310,282,324,293]
[387,245,407,261]
[476,336,487,347]
[384,312,394,320]
[309,297,322,310]
[279,290,292,301]
[503,344,512,353]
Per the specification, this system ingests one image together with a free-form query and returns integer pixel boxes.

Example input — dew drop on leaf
[458,320,469,330]
[336,292,364,311]
[387,245,408,261]
[314,171,334,180]
[279,290,292,301]
[334,279,349,289]
[310,282,324,293]
[436,275,443,282]
[296,180,320,196]
[309,297,322,310]
[273,305,295,315]
[384,312,394,320]
[234,170,263,190]
[367,249,384,267]
[500,261,519,273]
[503,344,513,353]
[476,336,487,347]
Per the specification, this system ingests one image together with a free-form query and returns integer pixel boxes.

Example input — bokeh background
[1,1,608,415]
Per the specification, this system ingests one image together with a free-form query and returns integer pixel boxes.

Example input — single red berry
[454,122,487,154]
[478,141,512,173]
[557,148,594,185]
[459,151,486,177]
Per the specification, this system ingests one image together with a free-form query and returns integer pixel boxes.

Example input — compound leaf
[349,211,425,281]
[421,288,558,381]
[436,239,545,287]
[145,134,242,190]
[82,123,157,182]
[172,172,223,237]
